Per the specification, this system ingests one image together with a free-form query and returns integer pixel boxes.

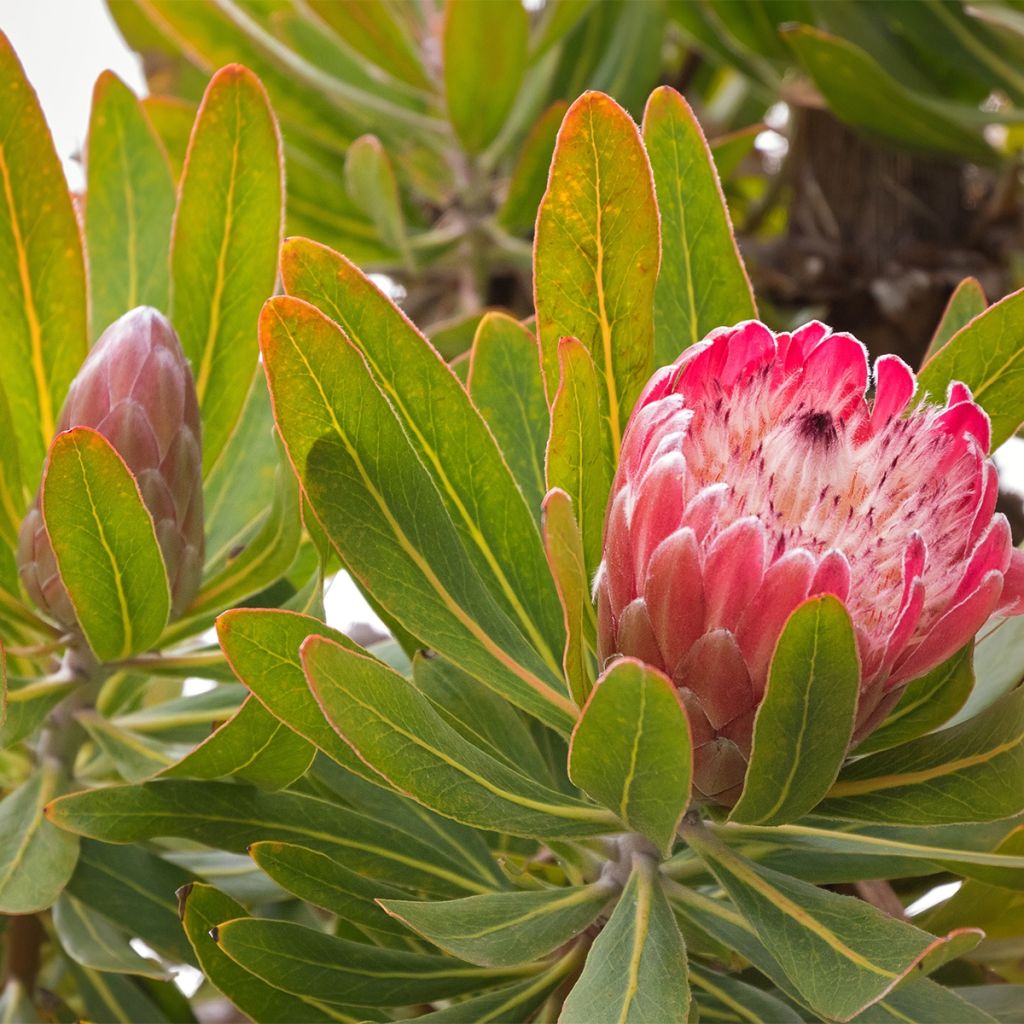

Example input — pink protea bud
[596,320,1024,806]
[17,307,204,628]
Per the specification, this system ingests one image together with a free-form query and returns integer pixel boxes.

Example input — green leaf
[682,823,982,1023]
[77,710,182,782]
[247,841,408,937]
[642,86,756,363]
[718,820,1024,890]
[213,916,527,1008]
[852,978,999,1024]
[498,100,568,235]
[918,283,1024,449]
[819,684,1024,825]
[179,439,301,626]
[541,488,596,706]
[47,779,488,898]
[215,608,379,780]
[0,675,76,750]
[466,312,549,518]
[730,595,860,826]
[258,295,574,730]
[201,371,279,576]
[535,91,661,457]
[85,71,175,340]
[546,337,615,580]
[782,25,994,163]
[410,960,574,1023]
[412,652,553,785]
[953,985,1024,1023]
[923,827,1024,937]
[381,882,614,967]
[344,135,410,267]
[689,963,803,1024]
[64,960,172,1024]
[0,762,78,913]
[568,657,691,854]
[955,615,1024,725]
[924,277,987,364]
[65,839,196,964]
[561,856,689,1024]
[855,645,974,755]
[281,240,567,684]
[41,427,170,661]
[180,883,352,1022]
[443,0,528,154]
[0,30,87,484]
[305,0,431,91]
[301,633,618,838]
[308,755,508,895]
[158,695,313,789]
[171,64,284,474]
[0,377,23,555]
[53,892,169,979]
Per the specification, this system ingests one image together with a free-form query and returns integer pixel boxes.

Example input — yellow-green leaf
[541,488,595,706]
[534,91,661,456]
[85,71,175,340]
[561,856,689,1024]
[819,685,1024,825]
[918,283,1024,449]
[683,823,982,1023]
[924,277,987,364]
[0,761,79,913]
[443,0,529,154]
[642,86,756,362]
[0,31,87,484]
[301,633,617,838]
[730,596,860,826]
[171,63,284,474]
[259,296,573,730]
[546,337,615,580]
[568,657,692,854]
[41,427,170,661]
[344,134,410,267]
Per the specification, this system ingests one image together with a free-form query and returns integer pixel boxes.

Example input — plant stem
[2,914,46,991]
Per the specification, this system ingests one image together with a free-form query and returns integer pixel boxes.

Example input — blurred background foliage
[110,0,1024,369]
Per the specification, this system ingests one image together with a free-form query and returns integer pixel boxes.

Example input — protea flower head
[596,320,1024,806]
[17,307,204,628]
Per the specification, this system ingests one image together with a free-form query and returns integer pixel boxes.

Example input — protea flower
[18,307,204,628]
[595,320,1024,805]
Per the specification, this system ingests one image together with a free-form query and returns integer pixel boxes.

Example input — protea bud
[596,320,1024,805]
[18,307,204,628]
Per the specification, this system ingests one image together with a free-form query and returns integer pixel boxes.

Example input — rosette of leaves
[3,30,1024,1024]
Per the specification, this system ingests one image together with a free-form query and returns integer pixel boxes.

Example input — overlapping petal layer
[596,320,1024,804]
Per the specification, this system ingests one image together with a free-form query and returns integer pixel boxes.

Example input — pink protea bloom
[595,320,1024,806]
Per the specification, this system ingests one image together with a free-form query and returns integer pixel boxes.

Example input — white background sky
[2,0,146,191]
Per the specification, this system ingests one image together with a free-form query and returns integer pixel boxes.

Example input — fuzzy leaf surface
[42,427,170,661]
[302,634,617,838]
[642,86,755,362]
[569,658,691,853]
[171,64,283,473]
[731,596,860,826]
